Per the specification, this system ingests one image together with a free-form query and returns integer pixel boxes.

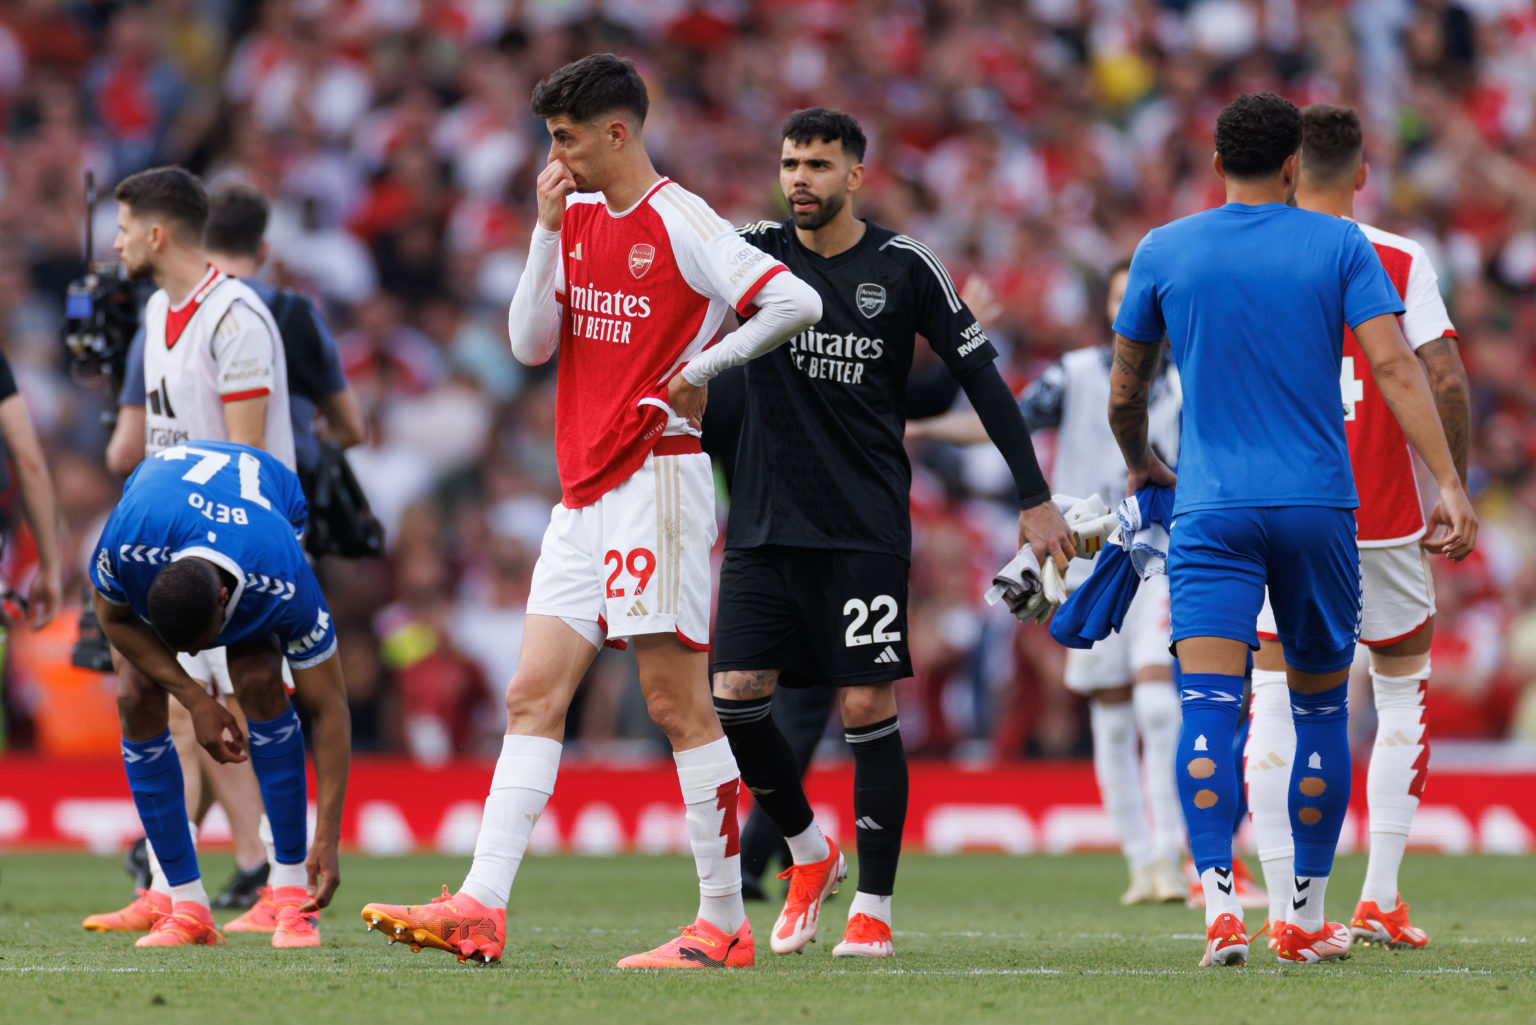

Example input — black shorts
[713,546,911,687]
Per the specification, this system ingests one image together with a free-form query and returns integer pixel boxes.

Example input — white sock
[674,736,745,933]
[145,820,198,898]
[258,813,278,871]
[785,822,830,866]
[1090,700,1151,868]
[269,861,307,890]
[1200,866,1242,926]
[1361,668,1428,906]
[849,890,891,925]
[1288,873,1329,932]
[169,878,209,909]
[1245,670,1295,926]
[1132,682,1185,862]
[460,735,562,909]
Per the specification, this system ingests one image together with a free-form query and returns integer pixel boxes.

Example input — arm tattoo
[1416,335,1471,486]
[712,668,780,701]
[1108,336,1159,470]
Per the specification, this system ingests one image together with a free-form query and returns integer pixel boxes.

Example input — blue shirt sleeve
[1112,236,1164,343]
[89,518,128,604]
[119,327,146,406]
[278,566,336,670]
[1341,223,1408,329]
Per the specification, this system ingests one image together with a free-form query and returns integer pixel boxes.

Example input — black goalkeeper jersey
[725,218,998,559]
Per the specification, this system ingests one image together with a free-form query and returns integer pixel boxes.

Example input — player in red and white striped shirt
[1248,105,1470,955]
[360,55,821,969]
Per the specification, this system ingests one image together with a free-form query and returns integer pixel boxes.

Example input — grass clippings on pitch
[1,852,1531,1025]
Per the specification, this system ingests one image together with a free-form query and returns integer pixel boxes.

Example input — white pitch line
[0,964,1509,977]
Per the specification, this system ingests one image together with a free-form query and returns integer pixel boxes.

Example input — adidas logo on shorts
[872,645,901,665]
[627,600,649,616]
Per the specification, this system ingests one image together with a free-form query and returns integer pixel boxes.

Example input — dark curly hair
[1214,93,1302,180]
[782,107,867,162]
[531,53,648,125]
[146,559,222,651]
[1300,103,1363,183]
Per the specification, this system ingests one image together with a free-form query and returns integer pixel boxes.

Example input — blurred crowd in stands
[2,0,1535,761]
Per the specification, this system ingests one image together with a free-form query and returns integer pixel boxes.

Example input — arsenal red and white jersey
[552,178,784,507]
[1342,222,1456,546]
[141,265,296,469]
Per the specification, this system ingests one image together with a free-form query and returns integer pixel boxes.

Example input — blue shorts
[1168,506,1361,675]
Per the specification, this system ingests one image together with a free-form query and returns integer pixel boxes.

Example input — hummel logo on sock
[1215,866,1233,895]
[1291,876,1311,911]
[855,816,883,830]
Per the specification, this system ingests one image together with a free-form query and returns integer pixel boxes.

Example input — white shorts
[1256,540,1435,648]
[527,449,716,651]
[178,647,296,698]
[1063,573,1173,693]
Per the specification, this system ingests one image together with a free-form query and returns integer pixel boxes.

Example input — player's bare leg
[618,635,753,968]
[831,682,901,958]
[1353,625,1433,948]
[714,669,844,956]
[362,615,592,963]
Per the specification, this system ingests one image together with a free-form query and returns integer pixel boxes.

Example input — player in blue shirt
[1109,93,1476,967]
[89,441,351,948]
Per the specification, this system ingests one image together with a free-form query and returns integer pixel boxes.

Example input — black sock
[715,696,814,838]
[847,716,907,896]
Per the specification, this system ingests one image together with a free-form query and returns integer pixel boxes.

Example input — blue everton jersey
[90,441,336,669]
[1113,202,1405,515]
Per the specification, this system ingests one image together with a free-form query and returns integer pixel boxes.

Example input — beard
[122,254,155,282]
[789,189,845,230]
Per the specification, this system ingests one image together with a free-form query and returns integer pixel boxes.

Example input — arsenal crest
[629,243,656,278]
[856,282,886,318]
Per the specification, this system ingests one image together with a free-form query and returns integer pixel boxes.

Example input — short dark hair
[204,183,269,258]
[146,560,221,651]
[1300,103,1364,183]
[1214,93,1302,180]
[531,53,648,125]
[782,107,867,162]
[114,166,209,240]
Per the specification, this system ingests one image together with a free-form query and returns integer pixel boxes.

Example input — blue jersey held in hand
[89,441,336,669]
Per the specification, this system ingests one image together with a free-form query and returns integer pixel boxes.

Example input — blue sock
[246,704,309,867]
[1289,682,1351,877]
[1176,673,1244,874]
[122,730,199,886]
[1231,712,1251,833]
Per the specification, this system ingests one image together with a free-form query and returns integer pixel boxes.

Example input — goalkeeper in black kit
[711,108,1072,958]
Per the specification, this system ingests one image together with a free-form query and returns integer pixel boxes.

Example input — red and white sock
[1361,666,1429,907]
[675,736,745,933]
[460,735,561,909]
[1244,669,1295,927]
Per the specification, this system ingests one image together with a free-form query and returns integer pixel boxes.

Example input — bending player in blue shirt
[89,441,351,948]
[1108,93,1476,968]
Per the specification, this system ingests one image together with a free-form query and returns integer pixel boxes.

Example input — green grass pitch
[1,852,1531,1024]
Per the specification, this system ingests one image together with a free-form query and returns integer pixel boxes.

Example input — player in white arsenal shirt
[1247,104,1471,952]
[361,54,822,969]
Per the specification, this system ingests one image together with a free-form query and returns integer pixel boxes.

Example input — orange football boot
[136,902,224,947]
[224,887,278,933]
[770,837,847,954]
[83,889,169,932]
[1199,912,1249,967]
[361,886,505,964]
[832,913,894,958]
[1275,920,1351,963]
[1351,897,1428,948]
[617,917,754,969]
